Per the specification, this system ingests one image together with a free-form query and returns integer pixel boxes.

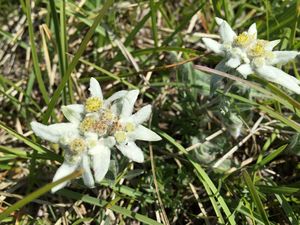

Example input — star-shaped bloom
[31,78,162,192]
[203,17,257,69]
[236,40,300,94]
[112,90,162,163]
[31,78,127,192]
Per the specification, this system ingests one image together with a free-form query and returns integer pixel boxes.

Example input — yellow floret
[70,138,86,153]
[114,131,127,143]
[125,122,135,132]
[234,32,253,47]
[80,117,95,133]
[85,97,102,112]
[102,109,115,121]
[249,43,265,57]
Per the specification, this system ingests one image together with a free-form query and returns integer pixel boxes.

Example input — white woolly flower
[31,78,162,192]
[112,90,162,163]
[203,17,257,68]
[236,39,300,94]
[31,78,127,192]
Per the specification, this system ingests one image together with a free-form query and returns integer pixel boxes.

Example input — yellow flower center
[114,131,127,143]
[125,122,135,132]
[69,138,86,153]
[102,109,115,121]
[80,117,95,133]
[234,32,253,47]
[85,97,102,112]
[248,43,266,57]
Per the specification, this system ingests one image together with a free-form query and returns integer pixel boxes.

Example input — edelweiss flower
[203,17,300,94]
[203,17,257,68]
[236,40,300,94]
[113,90,162,163]
[31,78,127,192]
[31,77,162,192]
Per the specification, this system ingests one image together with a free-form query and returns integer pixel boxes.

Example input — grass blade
[242,170,271,225]
[0,121,61,162]
[42,0,115,123]
[258,144,287,168]
[0,170,82,221]
[150,0,158,47]
[159,131,236,225]
[194,65,300,112]
[59,189,163,225]
[25,0,49,104]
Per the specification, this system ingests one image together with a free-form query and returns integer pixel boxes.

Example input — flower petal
[110,99,123,116]
[225,57,241,68]
[247,23,257,39]
[31,121,77,143]
[103,137,116,148]
[130,105,152,125]
[61,104,84,124]
[89,77,103,99]
[255,65,300,94]
[215,17,224,25]
[104,90,128,107]
[129,125,161,142]
[237,64,254,78]
[265,40,280,51]
[81,153,95,188]
[89,144,111,182]
[120,90,139,118]
[51,160,80,193]
[202,38,223,55]
[117,141,144,163]
[269,51,299,65]
[215,17,236,43]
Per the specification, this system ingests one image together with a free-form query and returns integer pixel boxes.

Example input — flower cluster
[203,17,300,94]
[31,78,161,192]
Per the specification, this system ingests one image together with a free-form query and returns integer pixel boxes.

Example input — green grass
[0,0,299,224]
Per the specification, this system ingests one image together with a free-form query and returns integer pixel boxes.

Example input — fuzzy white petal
[129,125,161,142]
[51,161,80,193]
[31,121,77,143]
[89,138,115,155]
[225,57,241,68]
[202,38,223,54]
[81,154,95,188]
[89,77,103,99]
[237,64,254,78]
[120,90,139,118]
[247,23,257,38]
[255,65,300,94]
[130,105,152,125]
[117,141,144,163]
[61,104,84,124]
[269,51,299,65]
[217,18,236,43]
[265,40,280,51]
[104,90,128,106]
[110,99,123,116]
[90,144,111,182]
[102,137,116,148]
[215,17,224,25]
